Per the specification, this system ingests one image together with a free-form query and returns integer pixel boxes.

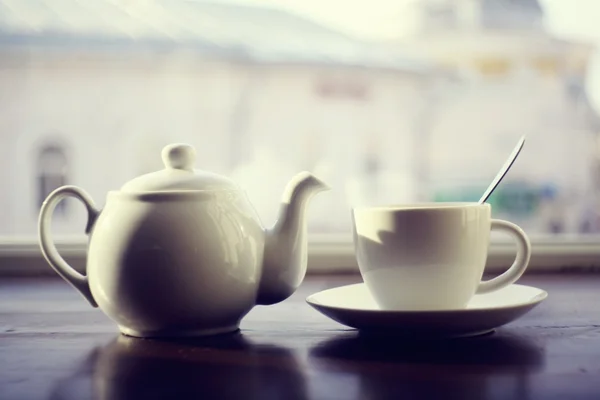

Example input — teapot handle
[38,186,99,307]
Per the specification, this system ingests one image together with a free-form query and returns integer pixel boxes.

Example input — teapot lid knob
[162,143,195,171]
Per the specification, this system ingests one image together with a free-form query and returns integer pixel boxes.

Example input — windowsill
[1,234,600,276]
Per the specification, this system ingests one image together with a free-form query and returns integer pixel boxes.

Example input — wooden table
[1,274,600,400]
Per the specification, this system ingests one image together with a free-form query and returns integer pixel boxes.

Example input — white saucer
[306,283,547,338]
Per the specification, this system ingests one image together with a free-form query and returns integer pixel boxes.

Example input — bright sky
[229,0,600,42]
[228,0,600,111]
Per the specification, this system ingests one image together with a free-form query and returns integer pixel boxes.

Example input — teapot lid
[120,143,239,192]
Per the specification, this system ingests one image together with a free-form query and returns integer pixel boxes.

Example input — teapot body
[38,143,329,338]
[87,190,265,337]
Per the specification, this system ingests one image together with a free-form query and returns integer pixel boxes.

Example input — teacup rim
[352,202,491,212]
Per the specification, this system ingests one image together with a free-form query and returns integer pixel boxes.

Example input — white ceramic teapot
[38,143,329,338]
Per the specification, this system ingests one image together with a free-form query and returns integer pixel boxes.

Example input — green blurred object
[494,182,540,216]
[433,186,494,203]
[433,182,542,217]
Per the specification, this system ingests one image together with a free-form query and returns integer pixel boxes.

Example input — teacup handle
[476,219,531,294]
[38,186,99,307]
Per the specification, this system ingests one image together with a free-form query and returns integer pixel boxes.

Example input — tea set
[38,138,547,339]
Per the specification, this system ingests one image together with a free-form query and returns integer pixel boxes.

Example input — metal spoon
[478,136,526,204]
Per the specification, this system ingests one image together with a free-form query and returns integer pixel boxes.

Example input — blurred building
[395,0,600,233]
[0,0,435,237]
[1,0,597,238]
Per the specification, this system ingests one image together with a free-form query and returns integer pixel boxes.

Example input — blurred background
[1,0,600,240]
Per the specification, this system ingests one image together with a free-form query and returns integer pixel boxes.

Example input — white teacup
[352,202,531,311]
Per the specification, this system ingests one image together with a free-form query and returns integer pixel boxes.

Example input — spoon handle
[478,136,526,204]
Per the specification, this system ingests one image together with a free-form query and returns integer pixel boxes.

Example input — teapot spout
[256,172,329,305]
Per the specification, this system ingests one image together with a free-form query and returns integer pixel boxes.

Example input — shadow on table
[48,332,309,400]
[308,331,546,400]
[311,330,545,367]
